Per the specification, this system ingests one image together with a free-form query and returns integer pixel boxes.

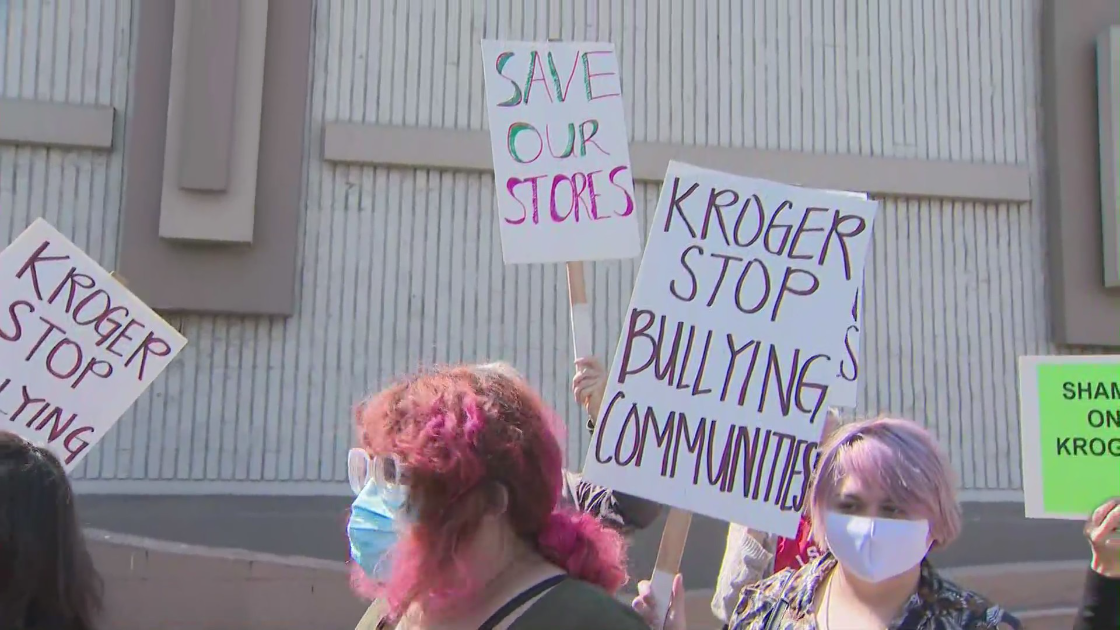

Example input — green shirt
[505,579,648,630]
[356,578,648,630]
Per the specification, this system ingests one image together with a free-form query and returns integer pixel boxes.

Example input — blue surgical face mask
[346,448,409,579]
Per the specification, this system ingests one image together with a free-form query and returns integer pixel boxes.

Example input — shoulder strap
[761,597,791,630]
[477,574,568,630]
[354,600,391,630]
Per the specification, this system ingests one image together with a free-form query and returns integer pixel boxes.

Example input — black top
[1074,570,1119,630]
[361,575,647,630]
[503,578,649,630]
[478,575,567,630]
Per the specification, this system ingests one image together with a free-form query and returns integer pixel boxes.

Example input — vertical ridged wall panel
[0,0,138,478]
[0,0,1095,496]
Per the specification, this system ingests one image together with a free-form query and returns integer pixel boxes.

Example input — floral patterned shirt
[729,553,1022,630]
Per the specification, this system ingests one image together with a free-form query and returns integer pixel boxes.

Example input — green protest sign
[1018,355,1120,519]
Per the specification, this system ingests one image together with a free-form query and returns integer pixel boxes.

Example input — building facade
[0,0,1117,626]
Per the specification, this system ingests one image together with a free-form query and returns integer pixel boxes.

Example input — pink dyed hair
[351,363,628,617]
[808,416,962,549]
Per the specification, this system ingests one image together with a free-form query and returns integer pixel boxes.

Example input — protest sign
[581,162,878,537]
[0,219,187,471]
[1018,354,1120,520]
[480,40,642,265]
[828,285,863,408]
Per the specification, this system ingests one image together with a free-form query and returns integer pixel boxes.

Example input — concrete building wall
[88,529,1084,630]
[0,0,132,319]
[4,1,1116,625]
[0,0,1063,498]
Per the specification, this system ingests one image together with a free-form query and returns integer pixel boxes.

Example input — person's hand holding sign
[632,574,686,630]
[573,356,608,418]
[1088,498,1120,578]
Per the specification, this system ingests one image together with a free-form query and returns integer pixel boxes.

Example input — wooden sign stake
[566,261,594,361]
[649,509,692,628]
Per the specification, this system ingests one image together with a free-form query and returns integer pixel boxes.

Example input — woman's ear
[490,483,510,516]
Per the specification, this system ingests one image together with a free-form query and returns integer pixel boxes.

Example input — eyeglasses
[347,448,406,497]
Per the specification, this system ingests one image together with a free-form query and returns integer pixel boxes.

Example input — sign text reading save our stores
[481,40,641,264]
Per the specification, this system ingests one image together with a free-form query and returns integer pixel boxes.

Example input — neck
[832,562,921,612]
[409,534,537,624]
[476,535,535,588]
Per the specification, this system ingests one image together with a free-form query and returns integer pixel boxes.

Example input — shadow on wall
[88,524,1086,630]
[77,495,1090,595]
[80,495,1091,629]
[88,530,369,630]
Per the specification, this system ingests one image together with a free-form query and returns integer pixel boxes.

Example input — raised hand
[1087,498,1120,577]
[573,356,608,417]
[631,573,686,630]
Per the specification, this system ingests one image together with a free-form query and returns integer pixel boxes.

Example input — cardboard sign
[0,219,187,470]
[581,162,878,536]
[828,285,863,408]
[1019,355,1120,519]
[480,40,642,265]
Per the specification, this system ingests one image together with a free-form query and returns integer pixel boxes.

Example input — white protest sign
[481,40,642,264]
[581,162,878,537]
[828,285,863,408]
[0,219,187,470]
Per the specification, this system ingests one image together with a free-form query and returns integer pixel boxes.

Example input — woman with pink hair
[348,363,648,630]
[634,416,1020,630]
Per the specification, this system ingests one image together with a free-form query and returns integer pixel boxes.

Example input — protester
[565,356,663,533]
[348,364,648,629]
[1075,497,1119,630]
[710,408,843,628]
[632,416,1021,630]
[0,431,102,630]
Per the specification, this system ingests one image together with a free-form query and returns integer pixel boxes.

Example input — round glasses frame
[347,448,405,497]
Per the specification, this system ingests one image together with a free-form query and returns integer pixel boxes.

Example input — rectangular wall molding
[323,123,1032,203]
[158,0,268,244]
[118,0,311,316]
[176,0,242,192]
[0,99,115,150]
[1099,26,1120,288]
[1041,0,1120,347]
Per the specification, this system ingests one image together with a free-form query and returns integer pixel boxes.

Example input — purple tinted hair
[808,416,962,549]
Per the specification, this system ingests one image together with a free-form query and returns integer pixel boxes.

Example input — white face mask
[823,512,932,583]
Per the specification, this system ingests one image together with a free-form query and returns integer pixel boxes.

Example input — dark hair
[0,431,102,630]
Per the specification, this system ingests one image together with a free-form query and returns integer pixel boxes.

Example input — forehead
[834,476,889,502]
